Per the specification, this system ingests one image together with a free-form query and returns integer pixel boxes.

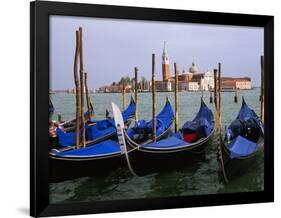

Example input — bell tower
[162,41,170,81]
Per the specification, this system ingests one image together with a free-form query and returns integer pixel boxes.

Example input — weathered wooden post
[174,62,179,132]
[58,114,63,123]
[201,81,204,98]
[122,81,126,111]
[209,87,213,104]
[105,109,110,119]
[218,63,222,127]
[74,30,81,149]
[234,88,238,103]
[216,63,229,183]
[84,72,92,120]
[214,69,218,110]
[79,27,86,148]
[260,55,264,122]
[134,67,138,121]
[152,54,156,143]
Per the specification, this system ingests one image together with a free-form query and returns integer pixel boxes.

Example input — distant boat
[220,97,264,180]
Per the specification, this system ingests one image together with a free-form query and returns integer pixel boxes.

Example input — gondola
[121,98,215,175]
[49,138,126,182]
[53,96,136,147]
[126,97,174,145]
[49,99,173,182]
[220,97,264,180]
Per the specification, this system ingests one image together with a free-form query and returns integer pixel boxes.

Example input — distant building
[201,71,214,91]
[162,41,170,81]
[155,80,172,92]
[97,41,252,93]
[188,81,200,91]
[154,41,215,92]
[98,84,121,93]
[221,77,252,90]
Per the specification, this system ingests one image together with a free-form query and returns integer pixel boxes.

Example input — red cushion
[183,133,198,143]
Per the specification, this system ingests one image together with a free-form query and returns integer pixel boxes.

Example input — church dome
[189,62,199,74]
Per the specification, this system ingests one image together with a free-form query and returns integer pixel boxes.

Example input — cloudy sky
[50,15,263,90]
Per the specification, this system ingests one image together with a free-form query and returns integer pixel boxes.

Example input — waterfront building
[201,71,214,91]
[97,42,251,93]
[188,81,200,91]
[221,77,252,90]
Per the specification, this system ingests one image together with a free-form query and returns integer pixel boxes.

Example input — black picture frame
[30,1,274,217]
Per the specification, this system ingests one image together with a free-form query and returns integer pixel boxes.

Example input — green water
[49,89,264,204]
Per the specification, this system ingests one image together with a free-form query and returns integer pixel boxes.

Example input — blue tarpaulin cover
[56,128,79,147]
[182,100,213,137]
[227,135,258,159]
[52,140,121,157]
[85,119,116,141]
[56,97,135,147]
[225,98,263,158]
[127,99,174,139]
[139,99,213,149]
[142,136,190,149]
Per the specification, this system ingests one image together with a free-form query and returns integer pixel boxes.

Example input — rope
[218,134,229,183]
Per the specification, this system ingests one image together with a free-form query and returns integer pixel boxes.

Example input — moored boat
[52,97,136,148]
[49,98,136,182]
[122,98,215,175]
[50,98,174,180]
[220,97,264,180]
[126,97,174,146]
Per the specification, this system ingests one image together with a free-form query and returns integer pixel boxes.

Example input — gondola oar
[112,102,137,176]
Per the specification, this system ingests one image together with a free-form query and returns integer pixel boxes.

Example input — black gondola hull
[128,135,213,176]
[49,154,125,183]
[220,143,264,180]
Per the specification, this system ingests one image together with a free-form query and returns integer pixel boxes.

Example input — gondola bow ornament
[112,102,137,176]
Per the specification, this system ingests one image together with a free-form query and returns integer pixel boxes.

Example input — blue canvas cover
[139,99,213,150]
[226,98,263,142]
[85,120,116,141]
[227,135,258,158]
[121,97,136,122]
[182,100,213,137]
[55,97,135,147]
[142,136,190,149]
[225,98,263,158]
[56,127,80,147]
[127,99,174,139]
[51,139,121,157]
[235,99,259,121]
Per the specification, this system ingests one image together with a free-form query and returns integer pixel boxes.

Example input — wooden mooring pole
[218,63,222,127]
[74,30,81,149]
[122,81,126,111]
[84,72,92,120]
[234,88,238,103]
[152,54,156,143]
[79,27,86,148]
[201,82,204,99]
[216,63,229,183]
[214,69,218,110]
[134,67,138,121]
[260,55,264,122]
[209,86,213,104]
[174,63,179,133]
